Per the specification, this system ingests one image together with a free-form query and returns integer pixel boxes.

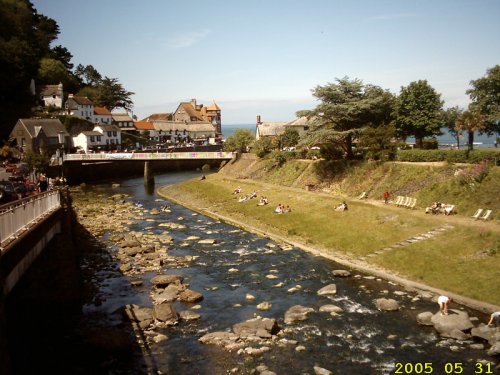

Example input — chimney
[256,115,261,124]
[191,98,196,108]
[68,93,74,98]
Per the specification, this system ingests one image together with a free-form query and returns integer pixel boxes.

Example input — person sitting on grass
[283,205,292,213]
[258,196,269,206]
[232,187,241,194]
[335,201,348,211]
[274,204,283,214]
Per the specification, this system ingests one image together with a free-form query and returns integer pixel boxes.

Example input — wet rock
[319,304,343,314]
[317,284,337,296]
[246,293,256,301]
[314,366,333,375]
[152,286,180,303]
[417,311,434,326]
[198,239,217,244]
[469,343,484,350]
[487,342,500,356]
[119,263,132,273]
[257,302,272,311]
[471,325,500,345]
[122,247,141,257]
[153,303,179,325]
[120,239,141,248]
[284,305,315,324]
[152,333,168,343]
[199,331,239,346]
[179,289,204,303]
[118,304,153,329]
[443,328,470,340]
[179,310,201,321]
[130,280,143,287]
[296,345,306,352]
[431,310,475,336]
[375,298,400,311]
[233,317,279,338]
[332,269,351,277]
[150,274,184,287]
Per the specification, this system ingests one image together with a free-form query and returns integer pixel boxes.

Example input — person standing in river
[438,295,452,315]
[487,311,500,326]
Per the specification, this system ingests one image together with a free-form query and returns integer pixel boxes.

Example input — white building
[66,94,94,120]
[39,83,64,108]
[93,106,113,124]
[72,131,105,153]
[94,124,121,149]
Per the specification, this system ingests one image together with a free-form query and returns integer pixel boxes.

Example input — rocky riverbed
[68,177,500,375]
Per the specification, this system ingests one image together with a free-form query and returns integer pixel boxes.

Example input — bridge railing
[0,190,61,250]
[64,151,235,161]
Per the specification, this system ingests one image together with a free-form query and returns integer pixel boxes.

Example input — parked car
[0,180,21,203]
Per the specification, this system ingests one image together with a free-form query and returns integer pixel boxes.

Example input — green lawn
[158,174,500,306]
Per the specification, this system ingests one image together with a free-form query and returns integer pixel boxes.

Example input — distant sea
[222,124,255,138]
[222,123,498,148]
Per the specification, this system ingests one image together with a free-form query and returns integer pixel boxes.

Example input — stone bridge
[62,151,235,184]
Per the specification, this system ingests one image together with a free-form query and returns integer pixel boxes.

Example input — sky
[32,0,500,124]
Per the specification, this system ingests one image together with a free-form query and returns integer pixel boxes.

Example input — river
[45,172,500,374]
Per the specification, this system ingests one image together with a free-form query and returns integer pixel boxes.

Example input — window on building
[113,131,117,136]
[110,139,114,144]
[106,139,109,145]
[90,136,95,142]
[97,136,101,142]
[107,131,112,136]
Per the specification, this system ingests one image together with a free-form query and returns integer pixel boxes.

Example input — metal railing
[64,151,235,161]
[0,190,61,249]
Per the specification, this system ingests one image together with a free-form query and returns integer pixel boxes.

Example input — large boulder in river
[284,305,315,324]
[332,270,351,277]
[430,309,474,336]
[150,274,184,288]
[117,304,153,330]
[153,303,179,325]
[416,311,434,326]
[179,289,204,303]
[233,317,279,338]
[471,325,500,345]
[317,284,337,296]
[375,298,400,311]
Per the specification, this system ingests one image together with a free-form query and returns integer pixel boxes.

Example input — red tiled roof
[134,121,155,130]
[94,106,112,115]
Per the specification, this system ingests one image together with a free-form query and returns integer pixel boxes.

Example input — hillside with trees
[0,0,134,141]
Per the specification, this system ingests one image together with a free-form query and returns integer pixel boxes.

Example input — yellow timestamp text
[393,362,494,374]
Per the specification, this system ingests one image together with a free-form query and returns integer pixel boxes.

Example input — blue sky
[32,0,500,124]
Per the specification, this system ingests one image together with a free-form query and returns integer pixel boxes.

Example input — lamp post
[58,131,65,179]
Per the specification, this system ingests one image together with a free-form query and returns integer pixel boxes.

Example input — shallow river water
[76,172,498,375]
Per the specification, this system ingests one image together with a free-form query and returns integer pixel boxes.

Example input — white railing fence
[64,151,235,161]
[0,190,62,249]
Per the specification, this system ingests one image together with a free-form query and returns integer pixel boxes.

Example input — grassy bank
[159,156,500,306]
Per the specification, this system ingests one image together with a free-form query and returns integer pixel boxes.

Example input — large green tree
[223,129,254,153]
[442,106,464,149]
[0,0,59,140]
[297,77,394,159]
[392,80,443,148]
[455,108,488,150]
[466,65,500,135]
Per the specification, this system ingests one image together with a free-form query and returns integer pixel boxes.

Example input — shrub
[396,149,500,164]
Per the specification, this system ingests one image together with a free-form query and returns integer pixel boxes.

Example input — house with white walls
[39,83,64,108]
[94,124,121,150]
[65,94,94,120]
[72,131,105,153]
